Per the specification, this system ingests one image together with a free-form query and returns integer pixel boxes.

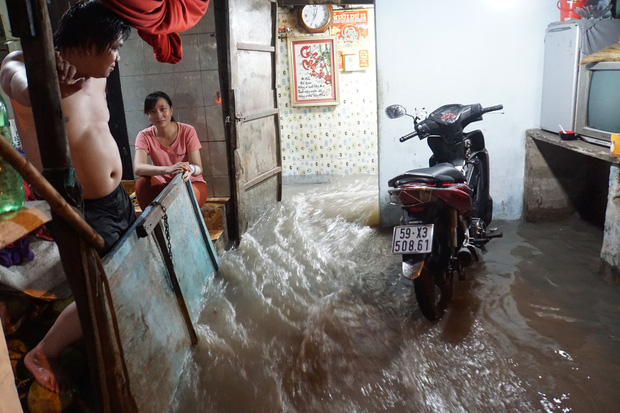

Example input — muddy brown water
[173,175,620,412]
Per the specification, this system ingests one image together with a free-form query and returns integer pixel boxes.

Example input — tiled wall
[277,7,378,182]
[118,6,230,198]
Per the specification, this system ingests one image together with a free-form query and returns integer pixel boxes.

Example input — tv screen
[588,70,620,133]
[574,61,620,146]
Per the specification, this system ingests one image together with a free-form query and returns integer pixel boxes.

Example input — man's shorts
[84,184,137,257]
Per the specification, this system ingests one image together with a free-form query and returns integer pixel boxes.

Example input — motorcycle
[385,102,503,320]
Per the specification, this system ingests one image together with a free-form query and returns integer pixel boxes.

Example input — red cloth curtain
[101,0,210,64]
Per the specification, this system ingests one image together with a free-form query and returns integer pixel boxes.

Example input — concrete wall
[602,165,620,284]
[375,0,558,226]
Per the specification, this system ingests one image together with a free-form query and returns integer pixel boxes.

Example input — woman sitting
[133,91,208,210]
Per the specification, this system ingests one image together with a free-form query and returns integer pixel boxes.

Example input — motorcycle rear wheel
[413,259,454,321]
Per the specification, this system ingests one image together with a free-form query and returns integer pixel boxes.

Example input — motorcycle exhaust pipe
[457,245,478,266]
[457,246,473,265]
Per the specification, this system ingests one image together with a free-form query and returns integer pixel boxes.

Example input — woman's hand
[181,169,192,182]
[166,162,193,182]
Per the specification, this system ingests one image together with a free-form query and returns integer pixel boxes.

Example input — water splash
[172,176,620,413]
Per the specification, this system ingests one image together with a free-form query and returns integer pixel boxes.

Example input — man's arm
[0,50,85,107]
[0,51,31,107]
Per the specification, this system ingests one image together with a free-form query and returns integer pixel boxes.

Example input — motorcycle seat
[388,162,466,187]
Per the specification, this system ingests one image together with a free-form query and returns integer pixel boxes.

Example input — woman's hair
[144,91,176,122]
[54,1,131,54]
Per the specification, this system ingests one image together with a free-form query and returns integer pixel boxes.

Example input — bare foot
[24,346,72,394]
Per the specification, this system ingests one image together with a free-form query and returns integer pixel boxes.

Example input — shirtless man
[0,1,132,394]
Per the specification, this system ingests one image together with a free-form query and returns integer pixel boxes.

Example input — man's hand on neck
[55,51,87,98]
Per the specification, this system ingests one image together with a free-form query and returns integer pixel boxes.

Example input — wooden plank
[236,107,278,123]
[0,323,22,413]
[242,166,282,191]
[237,42,275,52]
[243,173,279,226]
[235,108,279,183]
[226,0,281,238]
[209,229,224,241]
[0,201,51,249]
[271,1,283,203]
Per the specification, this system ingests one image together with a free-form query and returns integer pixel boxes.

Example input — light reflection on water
[173,175,620,413]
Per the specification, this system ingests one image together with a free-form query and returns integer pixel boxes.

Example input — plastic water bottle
[0,95,25,213]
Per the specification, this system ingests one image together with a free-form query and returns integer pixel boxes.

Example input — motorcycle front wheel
[413,259,454,321]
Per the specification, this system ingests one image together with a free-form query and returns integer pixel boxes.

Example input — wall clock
[298,5,333,33]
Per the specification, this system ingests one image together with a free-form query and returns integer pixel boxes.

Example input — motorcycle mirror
[385,104,407,119]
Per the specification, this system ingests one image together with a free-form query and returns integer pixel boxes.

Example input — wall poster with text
[330,9,370,71]
[288,36,339,107]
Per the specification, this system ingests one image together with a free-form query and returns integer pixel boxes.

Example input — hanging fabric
[101,0,210,64]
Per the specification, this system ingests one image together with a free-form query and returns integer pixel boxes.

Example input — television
[574,61,620,147]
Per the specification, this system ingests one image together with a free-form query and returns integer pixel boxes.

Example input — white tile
[208,141,228,176]
[174,71,204,108]
[120,75,150,112]
[174,35,201,73]
[211,176,231,197]
[125,110,150,146]
[119,38,144,76]
[200,70,220,107]
[146,74,176,103]
[205,105,225,142]
[175,106,208,141]
[199,146,212,177]
[198,33,218,71]
[143,43,175,75]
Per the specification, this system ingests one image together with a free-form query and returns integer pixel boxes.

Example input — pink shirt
[135,122,206,185]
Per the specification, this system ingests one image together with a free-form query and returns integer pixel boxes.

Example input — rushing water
[173,175,620,413]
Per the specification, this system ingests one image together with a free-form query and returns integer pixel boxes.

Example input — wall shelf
[526,128,620,165]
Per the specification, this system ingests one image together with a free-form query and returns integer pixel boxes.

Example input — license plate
[391,224,434,254]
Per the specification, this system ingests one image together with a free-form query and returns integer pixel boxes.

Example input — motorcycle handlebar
[482,104,503,114]
[397,103,502,143]
[399,131,418,142]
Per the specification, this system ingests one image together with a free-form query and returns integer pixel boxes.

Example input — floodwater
[174,175,620,413]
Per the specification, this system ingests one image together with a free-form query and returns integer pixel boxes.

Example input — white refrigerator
[540,19,620,134]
